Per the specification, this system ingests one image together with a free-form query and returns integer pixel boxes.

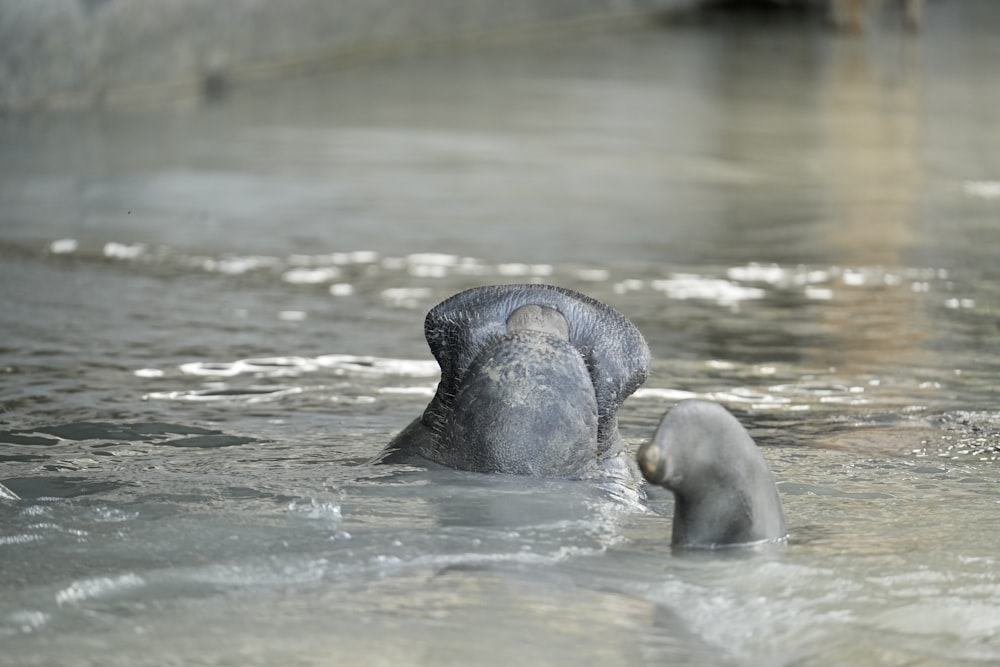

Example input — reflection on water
[2,2,1000,666]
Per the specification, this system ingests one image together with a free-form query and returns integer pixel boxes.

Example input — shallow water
[3,3,1000,665]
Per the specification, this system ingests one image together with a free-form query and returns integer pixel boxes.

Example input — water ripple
[168,355,439,379]
[1,610,50,636]
[145,386,303,402]
[55,573,146,606]
[37,240,971,327]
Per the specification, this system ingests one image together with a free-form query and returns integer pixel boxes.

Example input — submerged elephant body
[379,284,650,483]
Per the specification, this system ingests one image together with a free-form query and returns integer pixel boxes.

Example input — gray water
[3,3,1000,666]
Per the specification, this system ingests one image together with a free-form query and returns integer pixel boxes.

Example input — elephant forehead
[423,284,650,406]
[463,332,595,405]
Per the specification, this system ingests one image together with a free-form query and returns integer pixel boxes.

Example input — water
[3,3,1000,665]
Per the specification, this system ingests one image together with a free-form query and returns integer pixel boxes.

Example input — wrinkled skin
[637,399,787,549]
[378,284,650,484]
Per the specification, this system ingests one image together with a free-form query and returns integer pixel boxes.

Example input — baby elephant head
[380,284,649,481]
[638,400,787,549]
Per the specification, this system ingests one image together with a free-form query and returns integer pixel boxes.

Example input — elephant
[637,399,788,549]
[378,284,787,548]
[377,284,650,486]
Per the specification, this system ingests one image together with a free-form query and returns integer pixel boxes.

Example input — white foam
[945,298,975,309]
[287,252,369,266]
[381,287,433,308]
[180,357,319,376]
[632,388,700,401]
[330,395,376,404]
[710,390,790,405]
[883,272,902,286]
[170,355,438,382]
[56,573,145,606]
[287,499,343,521]
[612,279,644,294]
[144,386,303,402]
[315,355,439,377]
[574,268,610,282]
[842,269,867,286]
[407,253,459,266]
[806,269,831,283]
[818,394,870,405]
[727,263,787,284]
[378,386,436,397]
[0,534,43,545]
[89,507,139,523]
[282,267,341,284]
[410,264,444,277]
[651,275,766,306]
[453,257,488,275]
[4,610,49,634]
[134,368,165,378]
[307,251,377,265]
[202,255,279,275]
[329,283,355,296]
[347,250,379,264]
[634,386,791,406]
[180,361,249,376]
[49,238,78,254]
[497,263,532,276]
[805,287,834,300]
[103,242,146,260]
[176,559,329,588]
[497,263,553,277]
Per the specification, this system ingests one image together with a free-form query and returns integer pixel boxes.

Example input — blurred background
[1,0,997,266]
[2,0,998,374]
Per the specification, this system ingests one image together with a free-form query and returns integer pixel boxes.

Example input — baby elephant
[379,284,650,483]
[638,400,787,549]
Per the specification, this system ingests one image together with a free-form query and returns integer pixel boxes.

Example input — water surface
[2,3,1000,665]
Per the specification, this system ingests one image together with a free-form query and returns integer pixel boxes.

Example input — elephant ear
[424,284,650,442]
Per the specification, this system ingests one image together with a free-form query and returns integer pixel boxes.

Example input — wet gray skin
[379,284,650,483]
[637,399,787,549]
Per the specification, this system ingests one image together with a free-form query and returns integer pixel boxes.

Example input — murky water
[3,3,1000,665]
